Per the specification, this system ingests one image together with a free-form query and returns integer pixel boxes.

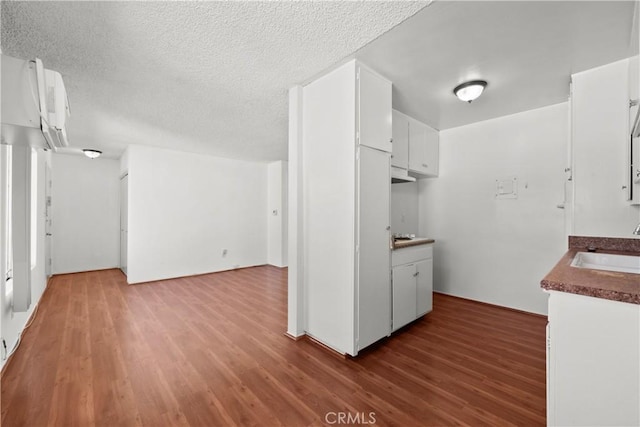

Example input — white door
[392,264,417,331]
[120,175,128,276]
[358,66,392,153]
[45,164,52,278]
[356,146,391,351]
[416,258,433,316]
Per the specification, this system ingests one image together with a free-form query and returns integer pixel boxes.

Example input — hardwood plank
[1,267,547,426]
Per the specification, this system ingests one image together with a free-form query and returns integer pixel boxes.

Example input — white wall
[267,160,288,267]
[51,153,120,274]
[571,58,640,237]
[287,86,305,338]
[1,147,49,370]
[390,182,419,235]
[126,145,267,284]
[420,103,568,315]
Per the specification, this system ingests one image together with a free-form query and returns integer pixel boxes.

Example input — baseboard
[304,335,348,360]
[126,264,271,285]
[51,267,121,276]
[433,291,548,319]
[284,331,306,341]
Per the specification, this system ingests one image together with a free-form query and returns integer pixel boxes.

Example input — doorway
[120,174,128,275]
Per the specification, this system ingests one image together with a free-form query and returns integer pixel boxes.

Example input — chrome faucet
[634,223,640,235]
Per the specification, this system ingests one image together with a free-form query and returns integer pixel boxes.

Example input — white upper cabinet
[391,110,409,169]
[358,66,392,153]
[408,118,439,177]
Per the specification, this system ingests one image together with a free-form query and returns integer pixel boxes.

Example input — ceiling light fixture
[82,149,102,159]
[453,80,488,103]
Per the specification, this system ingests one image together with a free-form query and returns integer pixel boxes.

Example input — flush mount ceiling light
[453,80,488,103]
[82,149,102,159]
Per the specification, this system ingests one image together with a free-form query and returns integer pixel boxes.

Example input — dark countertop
[392,237,435,250]
[540,236,640,305]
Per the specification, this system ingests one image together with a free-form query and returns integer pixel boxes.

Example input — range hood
[391,166,416,183]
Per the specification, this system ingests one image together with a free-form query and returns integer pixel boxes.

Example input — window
[3,144,13,298]
[30,149,37,269]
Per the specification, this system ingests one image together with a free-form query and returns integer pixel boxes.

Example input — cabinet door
[356,146,391,351]
[416,258,433,316]
[409,119,439,176]
[392,264,417,331]
[358,66,392,153]
[424,125,439,176]
[391,110,409,169]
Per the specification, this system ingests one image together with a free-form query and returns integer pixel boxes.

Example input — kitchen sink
[571,252,640,275]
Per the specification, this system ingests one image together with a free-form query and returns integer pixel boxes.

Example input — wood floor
[1,266,547,426]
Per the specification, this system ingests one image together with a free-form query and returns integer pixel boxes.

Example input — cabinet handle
[422,163,428,168]
[636,169,640,178]
[390,138,393,143]
[413,272,419,277]
[386,226,391,231]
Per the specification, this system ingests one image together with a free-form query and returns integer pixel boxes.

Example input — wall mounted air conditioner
[1,54,71,150]
[36,59,71,150]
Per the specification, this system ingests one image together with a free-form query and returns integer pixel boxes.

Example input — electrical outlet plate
[496,177,518,199]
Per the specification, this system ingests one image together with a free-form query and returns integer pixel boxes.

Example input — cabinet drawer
[392,244,433,266]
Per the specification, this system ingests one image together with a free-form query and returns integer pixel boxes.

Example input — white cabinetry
[391,109,439,178]
[391,244,433,331]
[409,117,439,177]
[359,67,392,153]
[629,56,640,205]
[357,146,392,350]
[547,291,640,426]
[302,60,391,356]
[391,110,409,169]
[571,59,637,234]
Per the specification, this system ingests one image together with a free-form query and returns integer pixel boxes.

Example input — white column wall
[287,86,305,337]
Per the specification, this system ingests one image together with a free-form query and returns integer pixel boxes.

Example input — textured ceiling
[1,1,427,161]
[3,1,634,162]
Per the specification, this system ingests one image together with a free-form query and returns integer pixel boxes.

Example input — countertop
[392,237,435,250]
[540,236,640,305]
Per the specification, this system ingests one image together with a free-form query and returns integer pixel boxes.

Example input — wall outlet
[496,177,518,199]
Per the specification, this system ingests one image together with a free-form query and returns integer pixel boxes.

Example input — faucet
[634,223,640,235]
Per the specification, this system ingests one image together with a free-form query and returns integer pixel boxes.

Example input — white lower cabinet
[391,244,433,331]
[547,290,640,427]
[415,258,433,316]
[392,264,417,331]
